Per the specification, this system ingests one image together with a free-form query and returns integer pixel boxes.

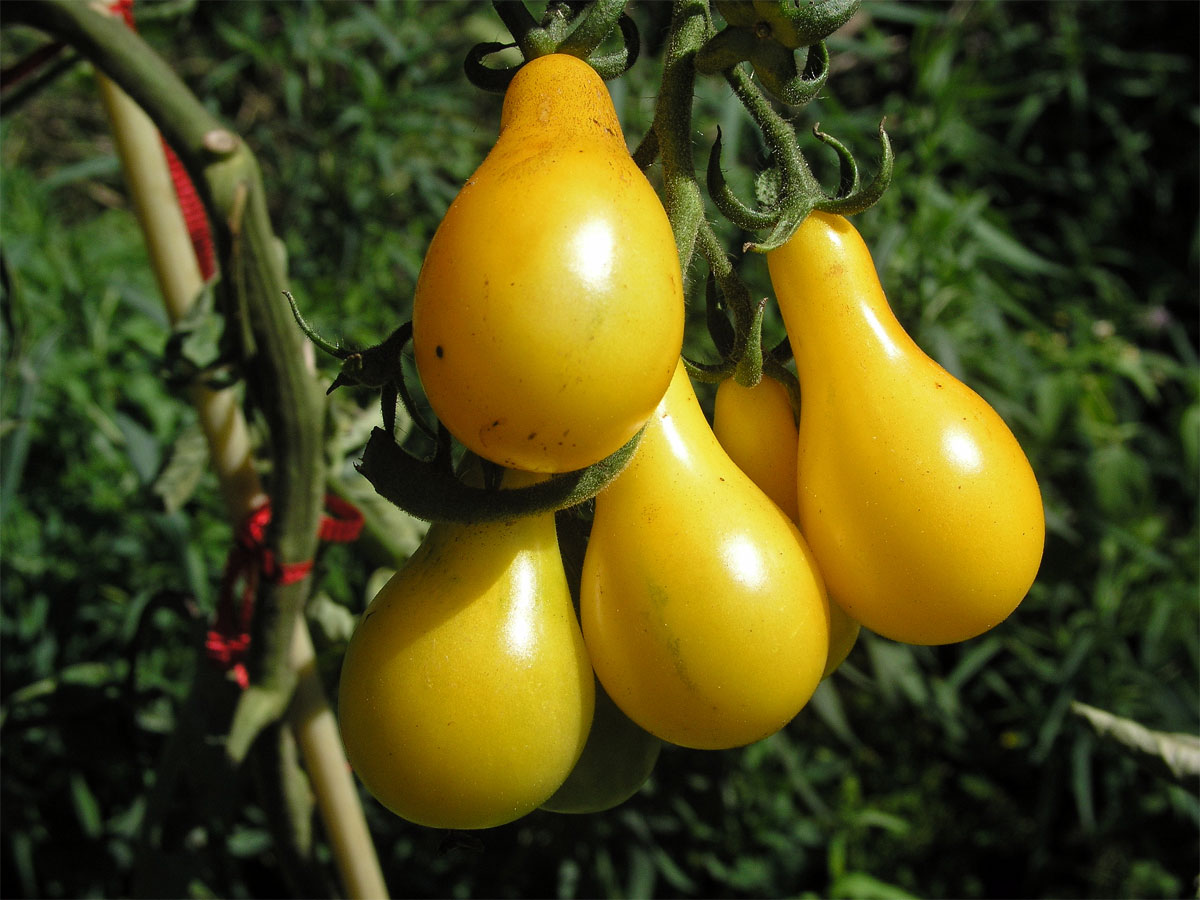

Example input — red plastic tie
[162,142,216,281]
[110,0,135,27]
[109,0,216,281]
[206,494,364,689]
[318,493,366,544]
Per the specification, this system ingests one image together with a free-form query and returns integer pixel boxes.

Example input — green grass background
[1,2,1197,898]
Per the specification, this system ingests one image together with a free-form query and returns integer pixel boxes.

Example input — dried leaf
[1072,701,1200,781]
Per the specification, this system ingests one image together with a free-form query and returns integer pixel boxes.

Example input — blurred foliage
[1,1,1197,898]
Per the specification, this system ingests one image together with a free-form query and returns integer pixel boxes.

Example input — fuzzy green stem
[557,0,627,59]
[653,0,714,278]
[6,1,231,181]
[725,65,820,196]
[90,41,386,898]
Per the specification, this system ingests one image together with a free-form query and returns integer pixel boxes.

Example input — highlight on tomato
[713,372,862,678]
[412,53,684,474]
[337,471,594,829]
[768,211,1045,646]
[581,361,830,751]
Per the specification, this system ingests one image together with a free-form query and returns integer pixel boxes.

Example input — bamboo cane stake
[96,70,389,900]
[96,77,263,522]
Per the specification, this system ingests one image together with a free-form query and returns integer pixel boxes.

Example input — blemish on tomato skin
[435,345,444,358]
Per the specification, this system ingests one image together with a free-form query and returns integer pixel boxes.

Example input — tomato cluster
[337,54,1045,830]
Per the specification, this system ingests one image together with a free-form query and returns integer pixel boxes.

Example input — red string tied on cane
[110,0,135,27]
[90,0,347,686]
[206,495,364,689]
[109,0,217,281]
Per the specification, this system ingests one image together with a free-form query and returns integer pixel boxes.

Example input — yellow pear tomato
[581,361,830,750]
[413,54,684,473]
[767,211,1045,645]
[713,374,862,678]
[713,375,801,521]
[337,471,594,829]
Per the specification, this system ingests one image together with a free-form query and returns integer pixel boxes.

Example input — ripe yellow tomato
[413,54,684,473]
[581,361,829,750]
[337,470,594,829]
[713,375,801,521]
[768,212,1045,645]
[713,374,861,678]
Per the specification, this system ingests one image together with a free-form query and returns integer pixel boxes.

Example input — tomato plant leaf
[153,420,209,514]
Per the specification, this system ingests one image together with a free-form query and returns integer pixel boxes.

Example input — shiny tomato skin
[768,212,1045,645]
[581,362,829,750]
[338,470,594,829]
[413,54,684,473]
[713,375,802,521]
[713,374,862,677]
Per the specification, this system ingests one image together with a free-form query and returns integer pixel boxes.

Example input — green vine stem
[653,0,811,382]
[631,123,660,172]
[467,1,639,91]
[724,64,822,249]
[653,0,714,276]
[6,0,327,763]
[715,64,894,249]
[556,0,629,59]
[712,0,858,52]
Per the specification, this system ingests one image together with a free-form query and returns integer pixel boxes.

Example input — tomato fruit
[713,374,861,677]
[767,211,1045,645]
[337,470,594,829]
[713,375,801,521]
[581,361,829,750]
[540,679,661,814]
[413,53,684,473]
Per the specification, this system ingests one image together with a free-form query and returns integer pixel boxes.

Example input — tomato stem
[471,1,637,87]
[653,0,714,279]
[556,0,627,60]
